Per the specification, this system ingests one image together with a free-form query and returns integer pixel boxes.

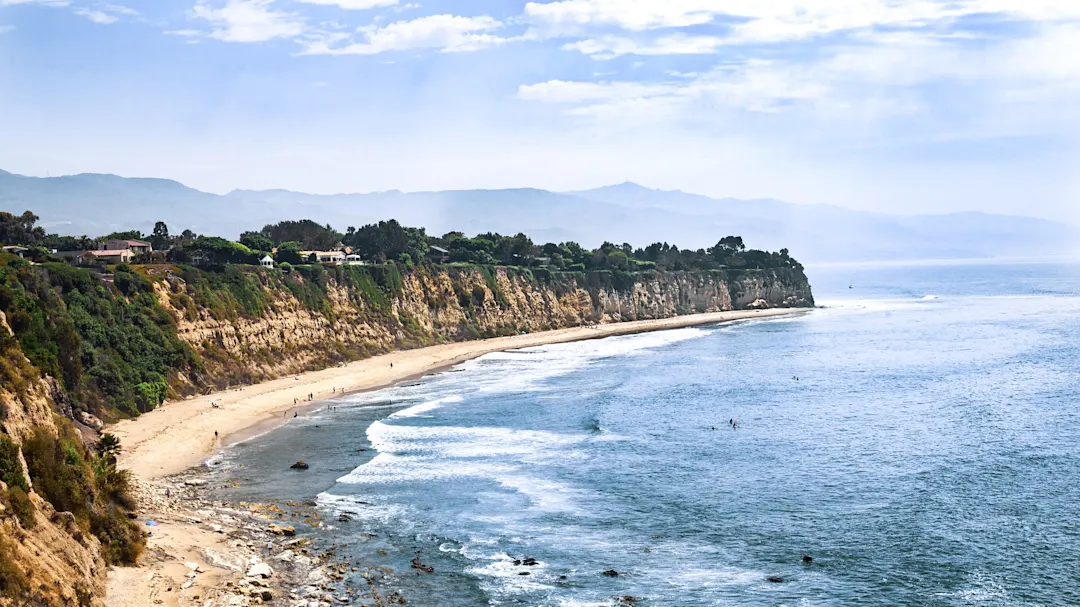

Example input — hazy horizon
[4,168,1079,228]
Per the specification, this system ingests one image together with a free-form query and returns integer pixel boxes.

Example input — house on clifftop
[104,239,152,255]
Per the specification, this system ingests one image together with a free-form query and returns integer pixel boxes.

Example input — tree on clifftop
[0,211,46,246]
[149,221,171,251]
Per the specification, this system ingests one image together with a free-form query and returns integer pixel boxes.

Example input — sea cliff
[0,257,812,606]
[157,264,813,387]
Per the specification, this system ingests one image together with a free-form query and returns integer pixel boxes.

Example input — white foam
[313,491,410,524]
[466,553,554,594]
[388,394,463,419]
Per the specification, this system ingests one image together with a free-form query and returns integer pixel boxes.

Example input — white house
[260,255,275,269]
[301,250,345,264]
[344,254,367,265]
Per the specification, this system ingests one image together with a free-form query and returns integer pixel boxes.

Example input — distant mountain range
[1,169,1076,263]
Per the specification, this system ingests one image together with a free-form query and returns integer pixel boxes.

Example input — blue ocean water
[213,260,1080,606]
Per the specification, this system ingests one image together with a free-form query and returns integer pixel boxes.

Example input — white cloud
[525,0,1080,42]
[102,4,138,16]
[73,4,137,24]
[165,28,202,36]
[524,0,718,32]
[193,0,305,43]
[564,34,725,59]
[0,25,13,33]
[76,8,118,23]
[302,14,507,55]
[519,79,676,104]
[295,0,397,9]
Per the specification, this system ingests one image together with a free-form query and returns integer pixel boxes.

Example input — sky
[1,0,1079,223]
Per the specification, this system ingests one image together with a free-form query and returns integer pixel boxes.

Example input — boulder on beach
[290,461,310,470]
[246,563,273,579]
[267,524,297,536]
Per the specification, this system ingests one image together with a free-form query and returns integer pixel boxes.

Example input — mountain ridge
[1,169,1076,262]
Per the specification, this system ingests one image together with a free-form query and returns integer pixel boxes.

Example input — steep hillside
[0,309,127,607]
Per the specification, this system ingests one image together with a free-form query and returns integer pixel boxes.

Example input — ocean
[210,259,1080,606]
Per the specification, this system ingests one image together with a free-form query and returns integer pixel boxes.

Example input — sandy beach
[104,308,803,606]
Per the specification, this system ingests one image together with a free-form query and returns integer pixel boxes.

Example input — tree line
[0,211,804,273]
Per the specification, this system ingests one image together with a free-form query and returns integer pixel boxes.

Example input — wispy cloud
[302,14,508,55]
[75,8,117,23]
[524,0,1080,43]
[193,0,305,43]
[564,34,725,59]
[520,60,831,120]
[0,0,69,6]
[101,3,137,16]
[164,28,202,37]
[295,0,397,9]
[0,24,13,33]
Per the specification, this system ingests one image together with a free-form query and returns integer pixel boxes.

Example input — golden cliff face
[1,311,106,607]
[157,266,812,387]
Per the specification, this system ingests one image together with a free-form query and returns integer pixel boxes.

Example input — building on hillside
[78,249,133,266]
[344,254,367,266]
[428,246,450,263]
[1,245,28,258]
[260,255,275,269]
[104,239,152,255]
[301,251,345,264]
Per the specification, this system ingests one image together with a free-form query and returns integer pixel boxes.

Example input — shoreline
[104,308,806,606]
[110,308,803,480]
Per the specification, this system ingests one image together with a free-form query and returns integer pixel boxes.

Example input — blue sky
[1,0,1078,222]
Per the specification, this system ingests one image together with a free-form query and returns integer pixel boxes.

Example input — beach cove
[104,308,800,606]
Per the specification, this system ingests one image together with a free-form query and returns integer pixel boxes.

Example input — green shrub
[21,429,92,527]
[0,436,26,492]
[0,534,30,599]
[5,486,35,529]
[21,425,144,565]
[91,503,143,565]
